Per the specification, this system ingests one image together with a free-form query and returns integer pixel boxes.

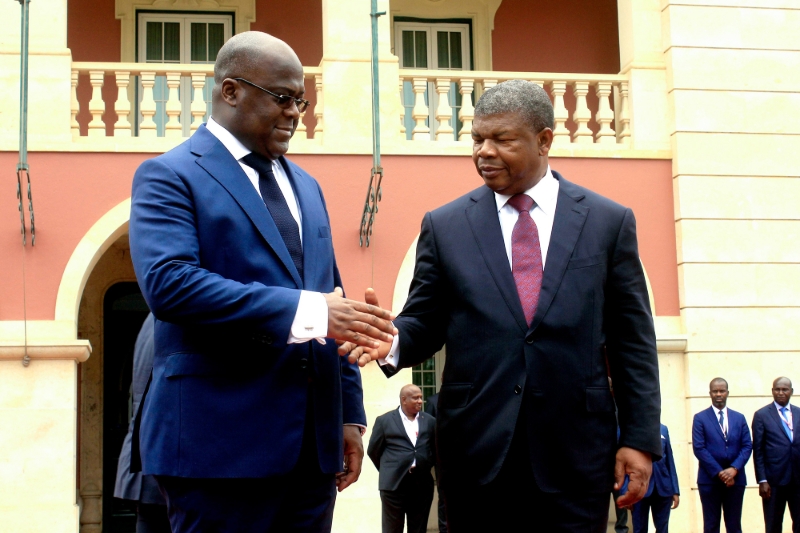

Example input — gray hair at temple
[474,79,555,133]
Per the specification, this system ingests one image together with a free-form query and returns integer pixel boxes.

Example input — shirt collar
[713,406,728,416]
[398,405,418,422]
[206,116,253,162]
[776,401,792,412]
[494,166,558,215]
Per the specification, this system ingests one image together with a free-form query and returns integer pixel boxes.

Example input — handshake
[324,287,395,367]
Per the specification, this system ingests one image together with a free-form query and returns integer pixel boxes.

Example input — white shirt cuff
[378,332,401,368]
[288,291,328,344]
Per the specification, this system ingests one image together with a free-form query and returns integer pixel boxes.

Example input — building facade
[0,0,797,531]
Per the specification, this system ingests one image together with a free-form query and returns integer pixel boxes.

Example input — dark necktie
[241,153,303,279]
[507,194,543,326]
[718,410,727,440]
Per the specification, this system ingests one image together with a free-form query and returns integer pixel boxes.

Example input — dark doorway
[103,282,149,533]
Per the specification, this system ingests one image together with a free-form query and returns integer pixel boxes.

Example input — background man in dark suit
[345,80,661,532]
[753,376,800,533]
[692,377,752,533]
[129,32,396,533]
[424,392,447,533]
[368,384,436,533]
[632,423,679,533]
[113,313,169,533]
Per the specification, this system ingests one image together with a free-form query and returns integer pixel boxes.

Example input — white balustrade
[70,63,322,140]
[398,69,634,147]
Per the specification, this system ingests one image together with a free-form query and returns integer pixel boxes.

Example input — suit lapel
[768,404,791,442]
[708,407,726,440]
[192,127,302,288]
[391,409,414,446]
[530,174,589,332]
[465,187,528,332]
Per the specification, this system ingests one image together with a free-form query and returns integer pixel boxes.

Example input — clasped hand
[325,287,397,350]
[335,288,394,365]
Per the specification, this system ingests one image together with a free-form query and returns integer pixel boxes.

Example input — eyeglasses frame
[232,77,310,113]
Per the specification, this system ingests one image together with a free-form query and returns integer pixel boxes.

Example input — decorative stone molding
[79,484,102,533]
[0,342,91,362]
[115,0,256,62]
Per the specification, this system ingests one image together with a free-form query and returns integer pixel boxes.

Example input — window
[412,347,446,409]
[136,12,233,136]
[395,21,472,140]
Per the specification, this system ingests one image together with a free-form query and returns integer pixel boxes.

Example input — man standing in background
[752,377,800,533]
[368,384,436,533]
[632,423,679,532]
[692,377,752,533]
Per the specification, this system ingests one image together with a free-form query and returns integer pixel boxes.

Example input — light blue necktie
[780,407,793,441]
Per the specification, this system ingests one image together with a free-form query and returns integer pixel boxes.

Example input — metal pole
[359,0,385,247]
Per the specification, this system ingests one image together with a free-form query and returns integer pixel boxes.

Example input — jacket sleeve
[130,158,299,342]
[367,416,386,471]
[752,411,767,483]
[693,414,724,479]
[664,427,680,495]
[732,414,753,472]
[604,208,661,460]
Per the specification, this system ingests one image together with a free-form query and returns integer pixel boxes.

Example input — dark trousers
[763,483,800,533]
[380,468,435,533]
[613,489,630,533]
[632,492,672,533]
[136,503,171,533]
[436,477,447,533]
[698,483,745,533]
[442,413,609,533]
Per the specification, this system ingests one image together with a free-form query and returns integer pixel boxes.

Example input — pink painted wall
[0,151,678,324]
[492,0,620,74]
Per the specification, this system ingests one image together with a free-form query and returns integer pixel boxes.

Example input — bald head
[772,376,793,407]
[213,31,298,85]
[400,384,421,400]
[399,384,423,419]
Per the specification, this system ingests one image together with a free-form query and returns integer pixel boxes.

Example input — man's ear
[219,78,239,106]
[538,127,554,155]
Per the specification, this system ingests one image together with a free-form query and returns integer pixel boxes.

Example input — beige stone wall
[664,0,800,531]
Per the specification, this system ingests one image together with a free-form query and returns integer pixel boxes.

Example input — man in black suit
[113,314,170,533]
[368,384,436,533]
[753,376,800,533]
[424,392,447,533]
[345,79,661,532]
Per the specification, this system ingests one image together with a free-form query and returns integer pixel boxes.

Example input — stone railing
[70,62,323,140]
[398,69,630,146]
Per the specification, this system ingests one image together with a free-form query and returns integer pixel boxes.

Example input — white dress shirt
[399,406,420,467]
[714,406,729,437]
[206,118,328,344]
[382,168,560,367]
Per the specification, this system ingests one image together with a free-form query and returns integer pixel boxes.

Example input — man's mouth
[479,166,503,178]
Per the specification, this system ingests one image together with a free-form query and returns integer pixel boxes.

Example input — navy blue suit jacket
[384,174,661,493]
[752,403,800,486]
[129,124,366,478]
[645,424,680,498]
[692,406,751,486]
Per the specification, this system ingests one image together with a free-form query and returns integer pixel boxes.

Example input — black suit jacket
[385,172,661,493]
[368,409,436,491]
[753,403,800,486]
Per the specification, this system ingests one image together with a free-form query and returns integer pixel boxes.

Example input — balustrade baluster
[458,78,475,141]
[483,79,497,92]
[114,72,132,137]
[550,81,570,146]
[571,81,592,143]
[617,81,631,145]
[411,77,430,141]
[139,71,158,138]
[594,82,615,144]
[190,72,207,133]
[313,73,324,142]
[399,79,406,136]
[164,72,182,138]
[88,71,106,137]
[435,78,454,141]
[70,70,79,138]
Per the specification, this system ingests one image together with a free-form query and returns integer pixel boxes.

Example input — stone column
[665,1,800,531]
[0,338,90,533]
[0,0,72,149]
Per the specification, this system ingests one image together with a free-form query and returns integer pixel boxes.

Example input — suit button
[264,336,273,345]
[299,358,309,370]
[514,385,522,394]
[526,337,534,345]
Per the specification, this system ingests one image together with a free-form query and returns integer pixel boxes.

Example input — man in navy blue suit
[752,376,800,533]
[129,32,396,533]
[345,80,661,532]
[692,377,752,533]
[632,423,679,532]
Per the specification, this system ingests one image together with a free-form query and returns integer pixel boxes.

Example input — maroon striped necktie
[507,194,543,326]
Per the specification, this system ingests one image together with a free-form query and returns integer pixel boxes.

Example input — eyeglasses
[233,78,310,113]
